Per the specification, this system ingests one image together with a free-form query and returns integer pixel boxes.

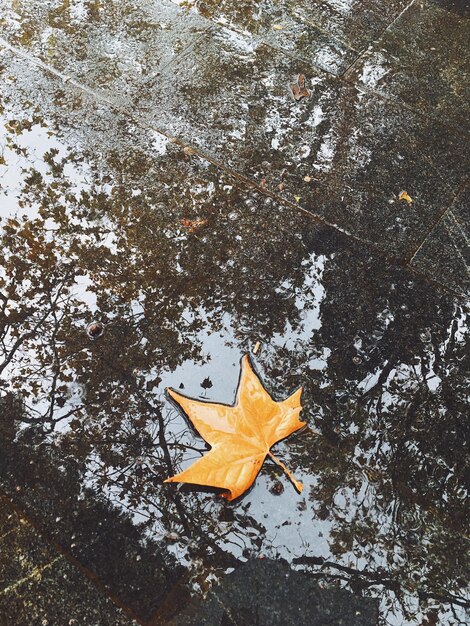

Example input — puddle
[0,7,469,626]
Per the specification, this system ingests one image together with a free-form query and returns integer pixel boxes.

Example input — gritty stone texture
[0,501,138,626]
[0,523,55,593]
[0,557,139,626]
[0,503,20,537]
[0,0,210,106]
[348,0,470,132]
[430,0,470,17]
[169,559,379,625]
[211,0,411,73]
[411,186,470,295]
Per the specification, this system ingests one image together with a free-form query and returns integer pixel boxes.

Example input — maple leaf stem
[268,452,303,493]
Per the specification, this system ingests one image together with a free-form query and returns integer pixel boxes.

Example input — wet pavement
[0,1,469,625]
[0,497,138,626]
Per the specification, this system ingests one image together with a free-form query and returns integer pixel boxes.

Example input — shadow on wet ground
[0,1,468,625]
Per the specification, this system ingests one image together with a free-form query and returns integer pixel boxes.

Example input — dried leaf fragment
[398,190,413,204]
[180,218,208,233]
[165,355,305,500]
[291,74,310,101]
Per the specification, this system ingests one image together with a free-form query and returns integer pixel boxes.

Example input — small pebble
[269,481,284,496]
[86,321,104,339]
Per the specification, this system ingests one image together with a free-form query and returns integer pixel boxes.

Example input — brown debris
[291,74,310,101]
[180,218,208,233]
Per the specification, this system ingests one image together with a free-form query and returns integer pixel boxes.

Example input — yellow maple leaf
[165,355,305,500]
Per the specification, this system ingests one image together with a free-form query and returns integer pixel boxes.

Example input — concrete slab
[347,0,470,132]
[411,186,470,295]
[135,27,466,256]
[169,559,379,625]
[210,0,411,74]
[0,0,210,107]
[0,556,139,626]
[431,0,470,14]
[0,525,55,593]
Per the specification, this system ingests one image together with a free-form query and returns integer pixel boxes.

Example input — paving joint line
[406,176,469,265]
[151,24,214,80]
[342,0,416,77]
[407,263,469,301]
[0,0,465,137]
[0,555,63,598]
[0,527,17,545]
[338,1,468,137]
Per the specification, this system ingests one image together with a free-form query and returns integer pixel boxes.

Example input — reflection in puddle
[0,13,469,626]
